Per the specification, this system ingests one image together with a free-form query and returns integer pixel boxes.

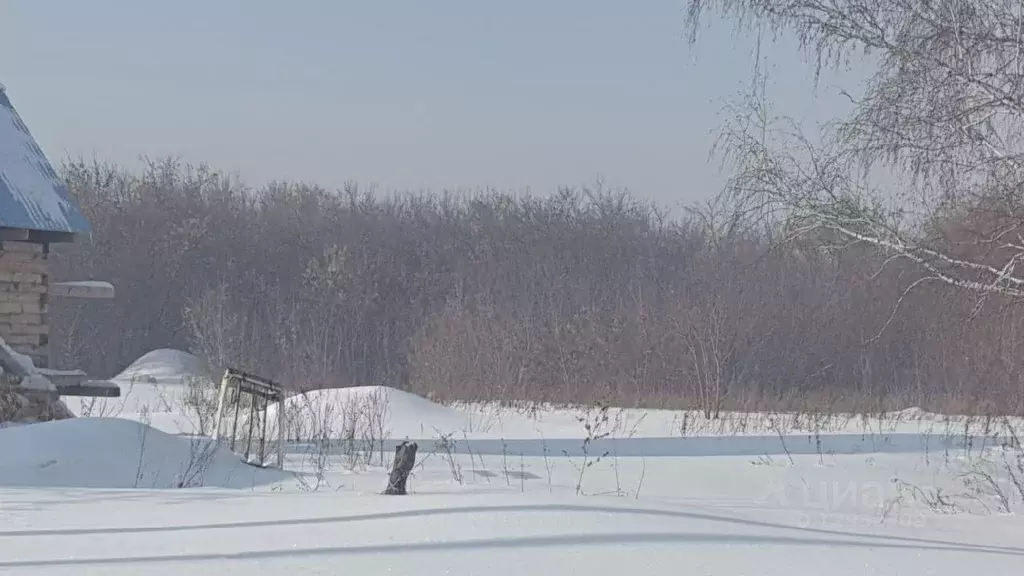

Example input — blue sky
[1,0,866,207]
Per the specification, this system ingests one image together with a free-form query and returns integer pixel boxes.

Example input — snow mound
[114,349,206,384]
[0,418,289,489]
[64,349,216,434]
[890,406,929,420]
[272,386,473,441]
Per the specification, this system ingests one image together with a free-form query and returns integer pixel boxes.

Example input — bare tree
[47,150,1024,415]
[686,0,1024,301]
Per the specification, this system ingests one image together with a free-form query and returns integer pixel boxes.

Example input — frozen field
[0,349,1019,574]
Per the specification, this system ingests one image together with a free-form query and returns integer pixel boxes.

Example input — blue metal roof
[0,87,91,236]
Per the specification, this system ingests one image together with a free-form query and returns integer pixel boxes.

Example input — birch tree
[686,0,1024,301]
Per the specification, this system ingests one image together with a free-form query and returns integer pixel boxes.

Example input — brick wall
[0,241,48,368]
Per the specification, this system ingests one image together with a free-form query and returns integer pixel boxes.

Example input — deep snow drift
[62,349,215,435]
[10,348,1018,574]
[0,417,287,489]
[115,348,205,384]
[271,386,473,441]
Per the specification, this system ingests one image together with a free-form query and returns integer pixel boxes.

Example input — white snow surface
[62,349,213,433]
[115,348,206,383]
[0,417,286,489]
[66,348,1024,441]
[52,280,114,289]
[13,348,1023,574]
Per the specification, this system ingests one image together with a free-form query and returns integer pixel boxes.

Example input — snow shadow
[3,532,1021,569]
[2,502,1022,567]
[289,431,1010,459]
[4,500,1019,553]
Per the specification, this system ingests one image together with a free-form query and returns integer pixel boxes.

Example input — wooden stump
[384,441,418,495]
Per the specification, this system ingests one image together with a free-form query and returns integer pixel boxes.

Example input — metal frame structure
[212,368,286,469]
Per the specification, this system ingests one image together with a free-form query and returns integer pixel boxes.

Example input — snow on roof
[0,87,91,235]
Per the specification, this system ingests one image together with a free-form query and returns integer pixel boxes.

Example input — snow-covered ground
[62,349,1024,441]
[0,349,1017,573]
[62,349,217,435]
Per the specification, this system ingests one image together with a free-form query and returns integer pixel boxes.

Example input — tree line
[47,157,1022,415]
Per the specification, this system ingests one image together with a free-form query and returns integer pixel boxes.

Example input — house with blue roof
[0,85,92,243]
[0,83,118,402]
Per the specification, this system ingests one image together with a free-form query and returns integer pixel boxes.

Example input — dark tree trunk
[384,441,418,495]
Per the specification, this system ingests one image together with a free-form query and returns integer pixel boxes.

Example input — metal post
[211,370,230,441]
[230,380,242,452]
[276,390,286,469]
[258,395,268,464]
[244,390,257,461]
